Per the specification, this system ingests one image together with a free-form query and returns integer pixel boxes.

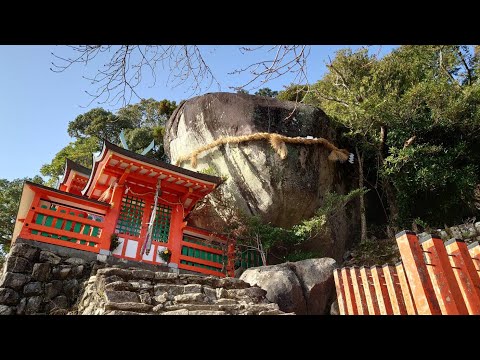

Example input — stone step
[174,293,205,303]
[105,302,153,313]
[104,290,139,303]
[188,310,226,315]
[158,309,226,315]
[160,309,189,315]
[107,310,147,315]
[105,281,134,291]
[163,304,225,312]
[259,309,291,315]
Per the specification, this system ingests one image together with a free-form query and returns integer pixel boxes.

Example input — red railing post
[445,238,480,314]
[396,231,441,315]
[468,242,480,276]
[419,235,468,315]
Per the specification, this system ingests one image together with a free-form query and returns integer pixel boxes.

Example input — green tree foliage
[117,98,176,128]
[41,98,177,185]
[242,216,302,255]
[0,176,44,255]
[40,137,100,186]
[254,88,278,98]
[67,108,131,143]
[277,84,309,102]
[229,189,363,263]
[306,45,480,230]
[293,188,366,239]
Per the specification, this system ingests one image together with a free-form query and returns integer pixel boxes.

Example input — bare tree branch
[229,45,311,91]
[51,45,220,107]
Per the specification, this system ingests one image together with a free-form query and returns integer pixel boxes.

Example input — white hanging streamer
[141,179,161,256]
[348,153,355,164]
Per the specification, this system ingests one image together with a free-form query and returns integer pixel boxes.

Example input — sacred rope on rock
[174,132,353,168]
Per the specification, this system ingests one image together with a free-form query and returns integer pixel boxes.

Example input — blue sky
[0,45,396,181]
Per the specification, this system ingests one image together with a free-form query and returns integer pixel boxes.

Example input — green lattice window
[152,203,172,243]
[116,196,145,237]
[183,235,223,250]
[180,260,220,272]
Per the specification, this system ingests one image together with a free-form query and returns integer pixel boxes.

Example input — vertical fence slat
[350,267,368,315]
[395,262,417,315]
[360,266,380,315]
[370,266,393,315]
[382,265,407,315]
[420,235,468,315]
[333,269,347,315]
[341,267,357,315]
[395,231,441,315]
[445,239,480,315]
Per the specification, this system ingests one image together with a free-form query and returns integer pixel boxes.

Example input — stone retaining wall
[432,222,480,244]
[0,241,288,315]
[0,242,97,315]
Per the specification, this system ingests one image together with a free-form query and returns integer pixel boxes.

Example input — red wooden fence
[334,231,480,315]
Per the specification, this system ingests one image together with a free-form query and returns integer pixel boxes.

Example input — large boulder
[239,264,307,314]
[292,258,337,315]
[165,92,356,260]
[240,257,337,314]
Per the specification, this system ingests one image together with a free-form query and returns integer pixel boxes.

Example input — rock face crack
[286,263,309,314]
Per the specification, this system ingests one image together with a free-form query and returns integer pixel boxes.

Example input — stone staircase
[77,267,289,315]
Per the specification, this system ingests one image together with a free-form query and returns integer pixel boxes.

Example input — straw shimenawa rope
[175,132,351,168]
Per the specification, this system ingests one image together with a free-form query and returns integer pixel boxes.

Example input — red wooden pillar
[341,267,357,315]
[226,242,235,277]
[419,235,468,315]
[395,262,417,315]
[371,266,393,315]
[382,265,407,315]
[445,238,480,315]
[333,269,347,315]
[360,266,380,315]
[468,242,480,275]
[98,184,125,251]
[350,267,368,315]
[168,204,186,268]
[395,230,441,315]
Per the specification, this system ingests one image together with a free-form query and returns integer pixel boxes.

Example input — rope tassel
[175,132,352,168]
[268,134,288,159]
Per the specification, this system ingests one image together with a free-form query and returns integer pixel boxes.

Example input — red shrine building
[11,141,259,277]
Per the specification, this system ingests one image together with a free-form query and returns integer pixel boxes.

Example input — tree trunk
[356,146,367,243]
[378,125,399,237]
